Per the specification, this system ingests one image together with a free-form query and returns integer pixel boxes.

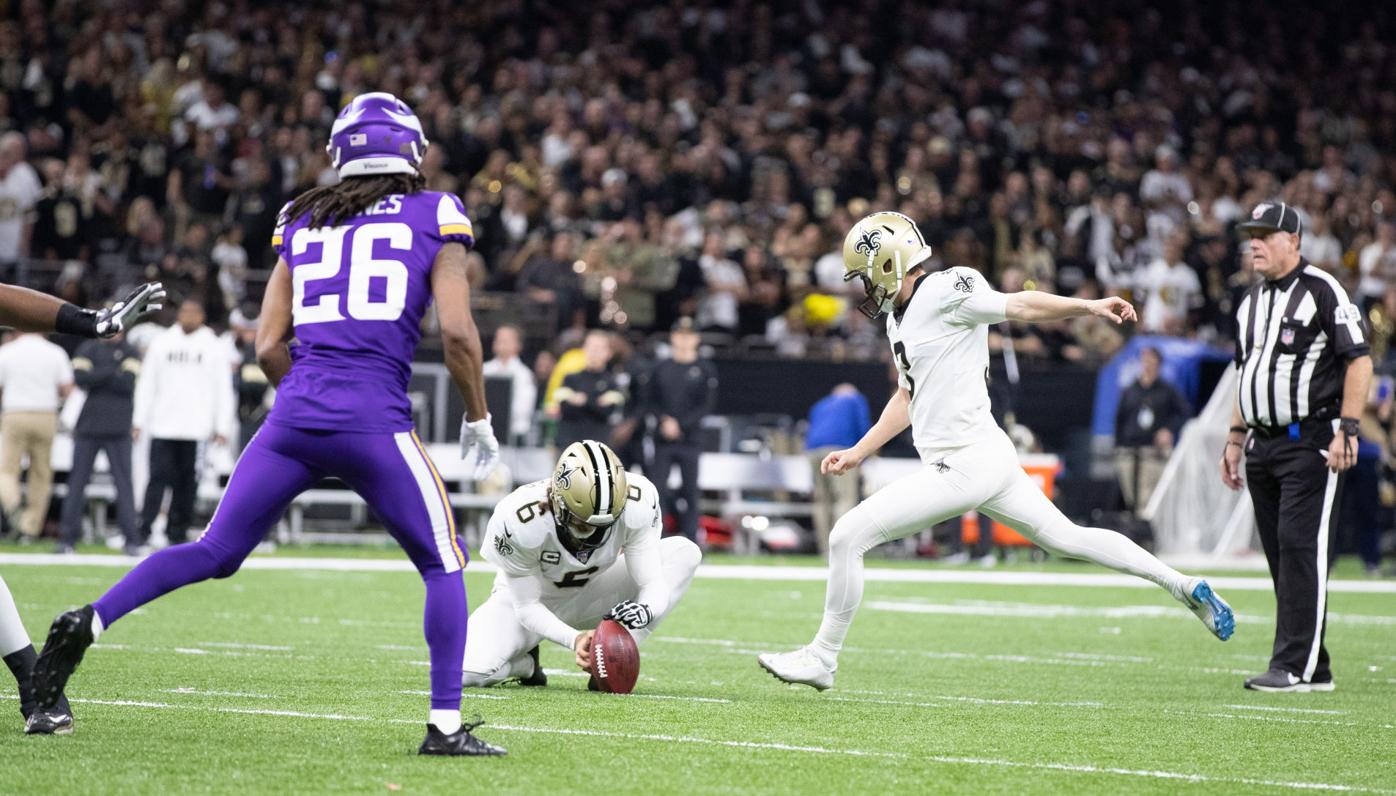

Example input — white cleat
[757,646,836,691]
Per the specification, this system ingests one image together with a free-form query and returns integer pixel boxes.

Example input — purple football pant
[93,423,469,710]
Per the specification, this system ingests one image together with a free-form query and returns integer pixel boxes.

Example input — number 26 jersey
[269,190,475,432]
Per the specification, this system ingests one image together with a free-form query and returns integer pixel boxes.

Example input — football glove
[605,600,652,630]
[95,282,166,338]
[460,415,499,480]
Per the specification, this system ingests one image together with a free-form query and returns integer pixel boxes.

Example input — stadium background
[3,0,1396,563]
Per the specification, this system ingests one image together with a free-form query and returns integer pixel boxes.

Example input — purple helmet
[326,92,428,178]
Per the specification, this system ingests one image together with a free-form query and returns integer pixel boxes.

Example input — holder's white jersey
[886,266,1009,457]
[480,472,662,600]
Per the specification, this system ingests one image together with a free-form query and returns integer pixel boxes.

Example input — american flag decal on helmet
[349,133,367,146]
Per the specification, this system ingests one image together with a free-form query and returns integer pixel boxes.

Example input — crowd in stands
[1,0,1395,370]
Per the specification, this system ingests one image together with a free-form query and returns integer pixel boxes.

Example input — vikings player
[30,94,505,755]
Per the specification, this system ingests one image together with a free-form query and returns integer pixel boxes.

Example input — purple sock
[422,570,467,711]
[93,543,228,627]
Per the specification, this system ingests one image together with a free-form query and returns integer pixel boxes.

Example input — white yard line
[195,641,293,651]
[1,693,1386,793]
[397,690,509,700]
[1224,704,1348,716]
[164,688,274,699]
[3,553,1394,593]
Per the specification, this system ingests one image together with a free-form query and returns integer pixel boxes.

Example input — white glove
[95,282,166,338]
[460,415,499,480]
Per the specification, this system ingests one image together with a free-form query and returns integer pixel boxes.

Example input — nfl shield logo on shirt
[1281,327,1295,345]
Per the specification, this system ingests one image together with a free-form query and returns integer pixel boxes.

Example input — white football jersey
[886,266,1009,456]
[480,472,662,600]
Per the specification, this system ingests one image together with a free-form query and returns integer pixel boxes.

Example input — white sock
[811,525,882,669]
[91,611,105,641]
[0,576,30,656]
[429,709,461,734]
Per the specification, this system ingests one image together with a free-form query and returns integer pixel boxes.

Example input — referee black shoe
[1244,669,1314,693]
[418,718,507,756]
[31,606,97,711]
[518,646,547,687]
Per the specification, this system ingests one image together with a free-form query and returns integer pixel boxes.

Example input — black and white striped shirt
[1234,258,1370,428]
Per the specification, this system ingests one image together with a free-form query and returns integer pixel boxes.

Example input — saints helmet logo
[555,463,578,490]
[854,228,882,257]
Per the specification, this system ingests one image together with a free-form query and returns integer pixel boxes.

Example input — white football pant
[463,536,702,686]
[0,575,31,656]
[812,430,1189,662]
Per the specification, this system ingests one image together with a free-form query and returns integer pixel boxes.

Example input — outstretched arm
[0,282,164,337]
[1004,291,1137,325]
[822,387,911,475]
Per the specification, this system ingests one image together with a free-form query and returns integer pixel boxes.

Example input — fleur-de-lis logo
[555,463,578,490]
[854,228,882,257]
[953,273,975,293]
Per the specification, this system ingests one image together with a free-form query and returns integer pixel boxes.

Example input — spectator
[554,330,624,450]
[517,232,585,334]
[58,331,141,555]
[131,299,236,546]
[695,232,746,334]
[0,331,73,540]
[1136,234,1203,336]
[1357,220,1396,312]
[804,383,871,555]
[0,132,41,282]
[226,309,269,450]
[1113,347,1191,514]
[482,324,538,446]
[644,318,718,543]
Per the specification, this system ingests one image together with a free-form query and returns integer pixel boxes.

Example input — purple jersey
[269,190,474,432]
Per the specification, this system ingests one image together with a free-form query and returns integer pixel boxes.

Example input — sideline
[3,553,1395,593]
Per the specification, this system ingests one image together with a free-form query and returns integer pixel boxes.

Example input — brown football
[590,619,640,694]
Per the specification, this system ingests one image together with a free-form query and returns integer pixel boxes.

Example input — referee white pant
[812,430,1191,661]
[463,536,702,686]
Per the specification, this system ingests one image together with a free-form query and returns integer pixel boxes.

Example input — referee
[1220,201,1373,693]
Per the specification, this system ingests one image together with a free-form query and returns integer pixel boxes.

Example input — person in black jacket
[555,330,625,449]
[1114,346,1191,513]
[57,334,142,555]
[644,318,718,542]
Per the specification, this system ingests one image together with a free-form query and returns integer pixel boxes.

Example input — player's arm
[502,572,583,651]
[0,283,163,338]
[432,241,499,476]
[254,257,294,387]
[1003,291,1137,325]
[823,387,911,475]
[611,486,672,631]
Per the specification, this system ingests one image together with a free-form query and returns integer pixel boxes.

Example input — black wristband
[1339,417,1360,437]
[54,303,98,338]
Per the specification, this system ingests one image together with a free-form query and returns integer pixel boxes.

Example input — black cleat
[418,718,507,756]
[32,606,96,711]
[587,674,601,692]
[518,646,547,687]
[24,706,74,735]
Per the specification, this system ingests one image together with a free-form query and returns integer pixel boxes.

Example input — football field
[1,550,1393,794]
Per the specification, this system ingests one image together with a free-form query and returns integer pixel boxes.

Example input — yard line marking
[164,688,274,699]
[196,642,293,651]
[867,599,1276,626]
[615,694,731,704]
[3,694,1386,793]
[1224,704,1348,716]
[4,553,1394,593]
[377,644,420,652]
[1201,712,1396,731]
[397,690,509,700]
[833,690,1104,709]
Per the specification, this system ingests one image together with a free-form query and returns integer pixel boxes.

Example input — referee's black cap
[1237,201,1303,235]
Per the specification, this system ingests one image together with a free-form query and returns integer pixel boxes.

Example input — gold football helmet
[841,211,934,318]
[550,440,629,546]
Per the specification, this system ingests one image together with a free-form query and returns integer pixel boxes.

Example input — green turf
[0,559,1391,794]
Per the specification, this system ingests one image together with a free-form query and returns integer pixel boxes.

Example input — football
[589,619,640,694]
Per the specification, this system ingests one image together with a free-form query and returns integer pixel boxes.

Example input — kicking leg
[982,468,1234,640]
[31,426,316,711]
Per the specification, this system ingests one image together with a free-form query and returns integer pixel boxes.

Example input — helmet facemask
[549,440,629,552]
[841,211,932,320]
